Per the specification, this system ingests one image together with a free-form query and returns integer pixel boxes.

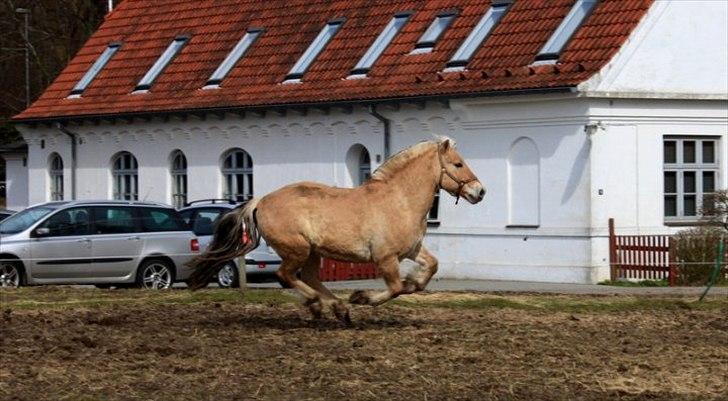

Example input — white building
[11,0,728,283]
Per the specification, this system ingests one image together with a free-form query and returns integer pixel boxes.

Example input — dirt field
[1,287,726,401]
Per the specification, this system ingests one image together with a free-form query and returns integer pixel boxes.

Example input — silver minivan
[0,200,199,289]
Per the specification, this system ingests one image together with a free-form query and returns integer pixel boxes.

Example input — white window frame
[411,11,457,54]
[664,136,720,224]
[49,153,64,201]
[446,2,510,69]
[205,28,263,88]
[349,12,411,77]
[112,152,139,201]
[222,149,253,202]
[535,0,598,62]
[135,35,190,91]
[171,150,187,208]
[69,42,121,97]
[285,19,345,82]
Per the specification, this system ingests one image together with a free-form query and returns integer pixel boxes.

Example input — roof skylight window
[349,12,412,77]
[446,3,510,69]
[134,35,190,91]
[411,11,457,54]
[536,0,598,61]
[205,28,263,88]
[69,42,121,97]
[284,19,345,82]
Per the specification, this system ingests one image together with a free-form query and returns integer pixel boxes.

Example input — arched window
[346,144,371,186]
[170,150,187,208]
[49,153,64,201]
[221,148,253,201]
[507,137,540,227]
[112,152,139,200]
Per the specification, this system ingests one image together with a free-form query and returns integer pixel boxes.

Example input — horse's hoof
[333,302,352,325]
[306,299,324,319]
[349,290,369,305]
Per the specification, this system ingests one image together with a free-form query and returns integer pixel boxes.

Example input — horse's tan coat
[188,137,484,323]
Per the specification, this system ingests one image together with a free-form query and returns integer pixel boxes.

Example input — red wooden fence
[608,218,677,285]
[320,259,379,281]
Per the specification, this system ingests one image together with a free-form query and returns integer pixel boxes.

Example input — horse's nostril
[479,188,485,198]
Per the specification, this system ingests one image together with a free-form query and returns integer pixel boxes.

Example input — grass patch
[598,279,669,287]
[2,287,727,314]
[0,287,298,311]
[392,293,728,313]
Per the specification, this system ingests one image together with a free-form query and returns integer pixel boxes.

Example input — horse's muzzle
[462,181,486,204]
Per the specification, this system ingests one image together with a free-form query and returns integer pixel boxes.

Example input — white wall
[1,153,28,211]
[16,94,727,284]
[580,0,728,99]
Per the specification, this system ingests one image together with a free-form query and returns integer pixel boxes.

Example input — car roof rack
[183,199,236,207]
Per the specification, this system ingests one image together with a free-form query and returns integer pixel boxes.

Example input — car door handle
[127,236,141,241]
[77,238,91,243]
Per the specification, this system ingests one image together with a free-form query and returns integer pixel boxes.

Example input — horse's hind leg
[349,256,403,306]
[301,255,350,324]
[276,257,326,319]
[404,245,438,292]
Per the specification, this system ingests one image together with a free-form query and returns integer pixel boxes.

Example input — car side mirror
[34,227,50,237]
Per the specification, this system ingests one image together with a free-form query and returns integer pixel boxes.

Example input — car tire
[136,259,175,290]
[0,260,24,288]
[217,262,240,289]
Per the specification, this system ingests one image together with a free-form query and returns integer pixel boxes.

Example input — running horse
[187,137,485,323]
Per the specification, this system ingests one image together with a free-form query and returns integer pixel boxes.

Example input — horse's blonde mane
[371,136,455,181]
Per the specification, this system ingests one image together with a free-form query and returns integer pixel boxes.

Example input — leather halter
[437,143,476,205]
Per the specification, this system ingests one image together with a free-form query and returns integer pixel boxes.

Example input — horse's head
[436,138,485,204]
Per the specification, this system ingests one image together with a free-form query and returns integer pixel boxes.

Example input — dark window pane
[93,207,136,234]
[428,192,440,220]
[683,171,696,193]
[664,141,677,163]
[684,195,696,216]
[664,196,677,217]
[178,210,193,226]
[40,208,91,237]
[664,171,677,193]
[703,171,715,193]
[683,141,696,163]
[702,141,715,164]
[192,209,224,236]
[235,152,245,168]
[140,208,186,232]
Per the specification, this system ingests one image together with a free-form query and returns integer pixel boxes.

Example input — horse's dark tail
[186,198,261,290]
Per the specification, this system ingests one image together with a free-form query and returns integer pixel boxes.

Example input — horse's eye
[454,162,463,168]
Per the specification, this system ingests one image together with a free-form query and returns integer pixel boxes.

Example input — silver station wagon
[178,199,283,288]
[0,200,199,289]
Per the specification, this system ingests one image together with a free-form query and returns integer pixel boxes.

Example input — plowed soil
[0,287,726,401]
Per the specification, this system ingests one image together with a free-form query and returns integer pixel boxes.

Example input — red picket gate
[320,259,379,281]
[608,218,677,285]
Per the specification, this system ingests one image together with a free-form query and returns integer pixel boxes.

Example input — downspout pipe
[57,123,77,200]
[368,104,390,159]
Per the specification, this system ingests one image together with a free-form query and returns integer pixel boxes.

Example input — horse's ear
[440,138,451,152]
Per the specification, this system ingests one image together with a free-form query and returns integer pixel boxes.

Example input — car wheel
[136,259,174,290]
[0,261,23,288]
[217,262,239,288]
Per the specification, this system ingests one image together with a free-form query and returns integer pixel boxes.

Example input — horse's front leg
[403,245,438,292]
[349,256,403,306]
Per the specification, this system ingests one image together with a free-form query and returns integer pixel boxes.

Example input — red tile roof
[14,0,653,121]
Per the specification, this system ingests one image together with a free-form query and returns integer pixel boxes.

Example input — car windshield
[0,206,57,234]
